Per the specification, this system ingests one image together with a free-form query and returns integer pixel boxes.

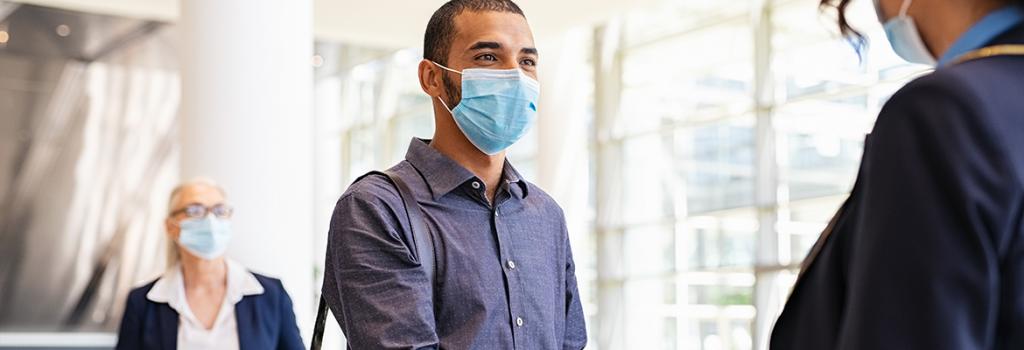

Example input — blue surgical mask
[177,215,232,260]
[876,0,937,65]
[432,61,540,155]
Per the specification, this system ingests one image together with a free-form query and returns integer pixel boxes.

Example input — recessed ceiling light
[56,24,71,37]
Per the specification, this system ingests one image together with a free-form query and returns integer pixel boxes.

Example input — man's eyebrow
[521,47,538,56]
[469,41,502,50]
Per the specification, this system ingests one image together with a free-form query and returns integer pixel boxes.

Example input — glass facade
[594,0,930,349]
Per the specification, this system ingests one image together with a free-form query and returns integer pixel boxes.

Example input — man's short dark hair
[423,0,526,66]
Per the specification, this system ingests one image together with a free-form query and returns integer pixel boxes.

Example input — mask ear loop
[437,95,454,115]
[430,61,463,75]
[430,61,462,114]
[898,0,913,17]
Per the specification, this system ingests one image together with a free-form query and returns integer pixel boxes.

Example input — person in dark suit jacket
[771,0,1024,349]
[116,178,304,350]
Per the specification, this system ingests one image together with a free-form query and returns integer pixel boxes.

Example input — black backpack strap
[312,167,436,350]
[311,297,329,350]
[381,169,436,281]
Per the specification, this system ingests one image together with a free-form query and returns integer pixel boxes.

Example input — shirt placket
[492,181,526,349]
[470,178,526,348]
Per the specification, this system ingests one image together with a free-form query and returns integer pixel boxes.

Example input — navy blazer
[115,273,305,350]
[771,25,1024,349]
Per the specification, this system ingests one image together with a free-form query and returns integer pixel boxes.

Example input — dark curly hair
[819,0,865,47]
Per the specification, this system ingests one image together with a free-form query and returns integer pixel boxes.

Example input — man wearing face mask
[319,0,587,349]
[116,178,304,350]
[771,0,1024,349]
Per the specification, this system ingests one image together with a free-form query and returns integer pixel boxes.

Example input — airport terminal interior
[0,0,932,349]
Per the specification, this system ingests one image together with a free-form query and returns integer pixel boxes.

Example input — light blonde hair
[165,177,227,268]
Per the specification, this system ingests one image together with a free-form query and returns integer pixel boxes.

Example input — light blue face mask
[876,0,937,65]
[178,215,232,260]
[432,61,540,155]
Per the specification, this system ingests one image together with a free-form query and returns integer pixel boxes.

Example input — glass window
[595,0,928,349]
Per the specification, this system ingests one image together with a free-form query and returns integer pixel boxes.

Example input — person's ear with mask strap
[875,0,938,65]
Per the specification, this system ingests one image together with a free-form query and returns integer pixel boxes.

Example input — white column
[178,0,315,337]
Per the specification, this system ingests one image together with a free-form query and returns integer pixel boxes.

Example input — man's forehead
[451,10,535,49]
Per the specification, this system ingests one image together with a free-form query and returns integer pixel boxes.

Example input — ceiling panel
[7,0,655,47]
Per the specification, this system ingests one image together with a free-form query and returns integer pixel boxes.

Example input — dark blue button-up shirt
[323,138,587,349]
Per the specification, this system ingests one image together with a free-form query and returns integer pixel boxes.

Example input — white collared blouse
[145,259,264,350]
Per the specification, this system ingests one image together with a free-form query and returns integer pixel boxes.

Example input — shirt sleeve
[836,74,1022,349]
[562,218,588,349]
[322,177,438,349]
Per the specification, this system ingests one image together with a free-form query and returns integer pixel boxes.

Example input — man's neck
[180,254,228,291]
[430,131,505,204]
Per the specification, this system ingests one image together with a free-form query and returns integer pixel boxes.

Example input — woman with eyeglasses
[771,0,1024,349]
[115,178,304,350]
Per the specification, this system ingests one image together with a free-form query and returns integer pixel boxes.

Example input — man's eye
[521,58,537,67]
[477,54,498,62]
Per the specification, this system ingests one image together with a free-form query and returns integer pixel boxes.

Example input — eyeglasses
[171,203,234,219]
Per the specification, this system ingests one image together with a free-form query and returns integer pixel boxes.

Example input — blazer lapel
[236,296,258,349]
[156,303,179,350]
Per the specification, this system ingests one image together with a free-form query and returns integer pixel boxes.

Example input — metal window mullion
[593,20,628,350]
[752,1,782,350]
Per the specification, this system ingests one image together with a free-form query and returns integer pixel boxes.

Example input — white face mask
[876,0,937,65]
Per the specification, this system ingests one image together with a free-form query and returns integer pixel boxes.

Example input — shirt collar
[939,5,1024,66]
[404,138,530,200]
[146,259,265,312]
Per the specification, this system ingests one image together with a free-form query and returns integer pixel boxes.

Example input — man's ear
[418,59,444,97]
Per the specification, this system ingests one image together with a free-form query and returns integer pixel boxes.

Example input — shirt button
[494,209,500,217]
[507,260,516,269]
[471,181,481,190]
[516,317,524,327]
